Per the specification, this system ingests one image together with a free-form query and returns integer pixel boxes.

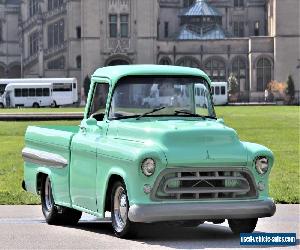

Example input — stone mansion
[0,0,299,102]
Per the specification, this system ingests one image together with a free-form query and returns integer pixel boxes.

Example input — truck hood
[107,119,248,165]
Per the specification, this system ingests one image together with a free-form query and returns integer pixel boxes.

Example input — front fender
[96,141,167,216]
[242,141,274,166]
[242,141,274,199]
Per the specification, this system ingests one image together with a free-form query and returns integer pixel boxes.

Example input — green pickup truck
[22,65,276,238]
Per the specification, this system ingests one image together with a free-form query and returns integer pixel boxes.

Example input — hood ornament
[206,150,210,160]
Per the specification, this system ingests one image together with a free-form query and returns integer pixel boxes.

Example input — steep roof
[177,24,226,40]
[179,0,221,17]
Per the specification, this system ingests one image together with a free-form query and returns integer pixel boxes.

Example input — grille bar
[151,168,257,201]
[164,187,250,194]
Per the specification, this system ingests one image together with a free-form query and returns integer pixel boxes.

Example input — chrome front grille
[151,168,257,200]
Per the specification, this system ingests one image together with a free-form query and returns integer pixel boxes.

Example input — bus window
[53,83,72,92]
[73,83,77,89]
[22,89,29,97]
[211,86,214,95]
[29,88,35,97]
[43,88,50,96]
[215,86,220,95]
[36,88,43,97]
[15,89,21,97]
[221,86,226,95]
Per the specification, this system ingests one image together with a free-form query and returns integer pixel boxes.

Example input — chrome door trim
[22,147,68,168]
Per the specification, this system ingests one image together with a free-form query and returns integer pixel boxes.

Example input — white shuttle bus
[0,78,78,107]
[0,83,53,108]
[195,82,228,106]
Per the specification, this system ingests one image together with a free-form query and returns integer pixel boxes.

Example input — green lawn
[0,106,299,204]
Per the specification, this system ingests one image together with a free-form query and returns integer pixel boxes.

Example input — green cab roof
[92,65,211,85]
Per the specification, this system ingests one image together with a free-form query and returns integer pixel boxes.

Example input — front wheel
[41,176,82,225]
[228,218,258,234]
[111,181,137,238]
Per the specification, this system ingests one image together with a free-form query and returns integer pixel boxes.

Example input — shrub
[83,75,91,99]
[286,75,295,104]
[228,73,239,95]
[267,80,287,102]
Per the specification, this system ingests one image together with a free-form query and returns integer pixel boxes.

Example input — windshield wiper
[136,106,166,120]
[174,110,217,120]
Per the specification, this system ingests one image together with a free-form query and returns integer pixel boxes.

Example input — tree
[228,73,239,95]
[286,75,295,104]
[83,75,91,99]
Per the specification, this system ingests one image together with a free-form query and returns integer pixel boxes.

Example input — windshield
[109,76,215,119]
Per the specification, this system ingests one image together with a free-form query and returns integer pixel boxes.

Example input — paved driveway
[0,205,298,249]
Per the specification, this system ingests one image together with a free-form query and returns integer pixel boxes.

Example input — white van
[211,82,228,105]
[195,82,228,106]
[0,83,53,108]
[0,78,78,107]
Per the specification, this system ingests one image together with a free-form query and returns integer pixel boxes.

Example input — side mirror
[86,117,98,126]
[217,118,225,124]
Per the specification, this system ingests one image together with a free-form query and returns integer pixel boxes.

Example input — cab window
[89,82,109,121]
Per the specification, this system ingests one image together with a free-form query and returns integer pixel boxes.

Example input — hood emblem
[206,150,210,160]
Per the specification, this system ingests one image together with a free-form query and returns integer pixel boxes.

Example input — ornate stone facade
[0,0,21,79]
[11,0,300,102]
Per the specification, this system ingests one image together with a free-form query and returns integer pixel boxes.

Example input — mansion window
[159,57,171,65]
[48,19,64,48]
[29,31,39,56]
[233,21,244,37]
[176,57,200,68]
[47,56,65,69]
[48,0,64,11]
[257,58,272,92]
[183,0,196,8]
[76,55,81,69]
[0,22,2,41]
[204,58,226,82]
[254,21,260,36]
[109,14,129,38]
[29,0,39,17]
[234,0,244,8]
[76,26,81,39]
[232,57,247,91]
[109,14,117,37]
[120,14,129,38]
[164,22,169,38]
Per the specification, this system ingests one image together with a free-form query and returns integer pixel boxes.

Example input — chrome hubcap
[113,186,128,232]
[44,177,53,211]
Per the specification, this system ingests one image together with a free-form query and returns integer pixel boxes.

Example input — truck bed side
[23,125,78,207]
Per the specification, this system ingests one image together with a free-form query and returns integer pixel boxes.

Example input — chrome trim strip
[22,147,68,168]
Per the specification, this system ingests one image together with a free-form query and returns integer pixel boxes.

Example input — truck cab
[22,65,275,238]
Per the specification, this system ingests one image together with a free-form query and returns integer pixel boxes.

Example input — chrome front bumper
[128,199,276,223]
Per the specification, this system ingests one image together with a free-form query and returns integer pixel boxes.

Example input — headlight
[255,157,269,175]
[141,158,156,176]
